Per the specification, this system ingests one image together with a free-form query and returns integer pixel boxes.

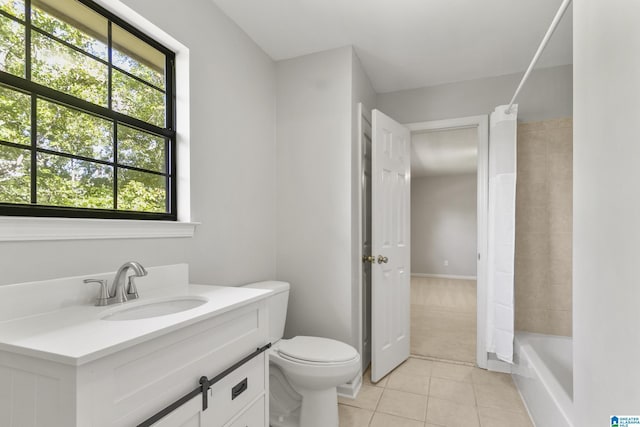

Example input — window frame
[0,0,177,221]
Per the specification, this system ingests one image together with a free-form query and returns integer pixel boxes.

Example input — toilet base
[297,386,339,427]
[270,408,300,427]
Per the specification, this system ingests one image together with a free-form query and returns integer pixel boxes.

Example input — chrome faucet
[84,261,147,306]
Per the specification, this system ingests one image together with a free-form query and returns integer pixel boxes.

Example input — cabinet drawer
[225,396,265,427]
[208,353,265,427]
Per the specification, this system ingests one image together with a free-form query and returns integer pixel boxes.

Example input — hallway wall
[411,174,477,277]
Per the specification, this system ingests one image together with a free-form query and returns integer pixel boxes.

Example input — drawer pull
[232,378,248,400]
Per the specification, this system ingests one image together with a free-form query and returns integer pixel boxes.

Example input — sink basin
[101,296,208,321]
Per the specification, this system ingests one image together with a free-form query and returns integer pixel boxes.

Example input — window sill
[0,217,198,242]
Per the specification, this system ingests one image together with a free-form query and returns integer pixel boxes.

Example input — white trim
[337,370,363,399]
[356,103,374,372]
[487,353,513,373]
[405,114,490,369]
[0,217,198,241]
[0,1,196,241]
[411,273,477,281]
[93,0,192,222]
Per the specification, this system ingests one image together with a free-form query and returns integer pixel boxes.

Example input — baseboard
[411,273,478,280]
[337,370,362,399]
[486,353,513,373]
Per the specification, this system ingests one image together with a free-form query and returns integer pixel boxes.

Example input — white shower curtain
[486,104,517,363]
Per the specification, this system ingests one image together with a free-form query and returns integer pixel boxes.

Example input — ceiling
[411,128,477,178]
[211,0,573,93]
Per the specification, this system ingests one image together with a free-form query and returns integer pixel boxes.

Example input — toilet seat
[277,336,359,364]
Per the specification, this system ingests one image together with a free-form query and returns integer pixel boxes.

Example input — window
[0,0,176,220]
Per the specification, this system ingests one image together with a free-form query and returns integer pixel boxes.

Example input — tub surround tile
[548,127,573,154]
[549,231,572,261]
[548,255,572,285]
[516,181,547,207]
[544,283,572,311]
[515,258,548,309]
[514,282,544,312]
[545,310,572,336]
[515,308,547,333]
[515,231,549,261]
[517,130,547,157]
[515,118,573,337]
[518,153,547,184]
[519,117,571,131]
[548,202,572,234]
[515,205,549,233]
[548,152,572,181]
[548,180,572,231]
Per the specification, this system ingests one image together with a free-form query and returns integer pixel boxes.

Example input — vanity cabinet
[154,355,267,427]
[0,296,269,427]
[155,394,266,427]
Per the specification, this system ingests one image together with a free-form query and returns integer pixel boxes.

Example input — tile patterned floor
[338,357,533,427]
[411,276,477,363]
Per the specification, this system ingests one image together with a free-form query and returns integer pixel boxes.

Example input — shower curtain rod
[506,0,572,114]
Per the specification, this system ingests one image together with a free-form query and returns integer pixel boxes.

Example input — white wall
[411,174,477,277]
[573,0,640,423]
[276,47,354,344]
[0,0,277,286]
[377,65,572,124]
[276,47,375,348]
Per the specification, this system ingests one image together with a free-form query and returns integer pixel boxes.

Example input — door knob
[362,255,375,263]
[377,255,389,264]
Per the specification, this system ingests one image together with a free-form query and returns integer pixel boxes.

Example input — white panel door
[371,109,411,382]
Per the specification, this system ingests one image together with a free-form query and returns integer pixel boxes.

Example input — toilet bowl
[242,281,360,427]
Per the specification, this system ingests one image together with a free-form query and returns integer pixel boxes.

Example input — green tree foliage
[0,0,168,214]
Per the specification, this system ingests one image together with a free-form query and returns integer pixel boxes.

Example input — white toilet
[242,281,360,427]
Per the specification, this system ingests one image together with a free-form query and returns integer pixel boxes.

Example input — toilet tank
[241,281,290,344]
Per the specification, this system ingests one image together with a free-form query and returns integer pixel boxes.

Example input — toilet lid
[277,336,358,363]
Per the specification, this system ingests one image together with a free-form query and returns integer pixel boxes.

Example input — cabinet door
[152,395,206,427]
[223,396,266,427]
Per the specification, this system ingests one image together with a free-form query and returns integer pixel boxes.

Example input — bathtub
[512,332,573,427]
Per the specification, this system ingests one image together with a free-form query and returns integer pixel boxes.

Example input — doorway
[358,110,489,375]
[410,126,478,363]
[407,116,488,367]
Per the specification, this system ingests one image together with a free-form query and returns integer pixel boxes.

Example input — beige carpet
[410,276,477,363]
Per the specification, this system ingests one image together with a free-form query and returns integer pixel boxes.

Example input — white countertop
[0,266,272,366]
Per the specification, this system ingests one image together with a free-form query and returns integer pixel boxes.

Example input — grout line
[410,353,476,367]
[425,373,433,424]
[472,381,480,407]
[366,405,374,427]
